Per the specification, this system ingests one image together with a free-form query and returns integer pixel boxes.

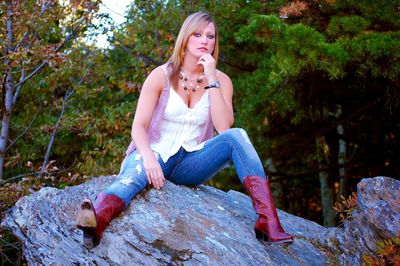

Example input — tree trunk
[336,104,347,197]
[0,1,15,179]
[316,135,335,227]
[266,158,284,209]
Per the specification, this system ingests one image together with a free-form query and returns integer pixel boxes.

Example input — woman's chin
[199,50,211,55]
[185,50,210,60]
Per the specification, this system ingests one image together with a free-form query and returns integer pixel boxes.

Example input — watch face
[210,81,220,88]
[205,80,220,89]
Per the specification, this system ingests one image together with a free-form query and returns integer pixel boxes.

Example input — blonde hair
[168,12,219,85]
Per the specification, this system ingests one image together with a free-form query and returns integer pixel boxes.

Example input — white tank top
[150,87,210,162]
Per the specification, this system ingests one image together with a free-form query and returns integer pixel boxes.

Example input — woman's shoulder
[146,65,168,84]
[216,69,232,85]
[150,64,168,77]
[142,65,169,93]
[154,63,171,73]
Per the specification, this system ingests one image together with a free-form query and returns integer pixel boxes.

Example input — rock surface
[1,176,399,265]
[327,176,400,265]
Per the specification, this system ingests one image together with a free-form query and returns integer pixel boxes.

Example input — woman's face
[185,22,216,59]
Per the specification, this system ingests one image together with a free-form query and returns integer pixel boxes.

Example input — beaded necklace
[179,69,205,94]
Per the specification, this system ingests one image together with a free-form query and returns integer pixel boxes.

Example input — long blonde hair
[168,12,219,86]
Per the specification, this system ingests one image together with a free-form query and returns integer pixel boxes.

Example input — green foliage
[228,1,399,224]
[332,0,400,29]
[232,4,399,174]
[235,15,283,44]
[326,16,370,37]
[6,43,137,178]
[340,31,400,80]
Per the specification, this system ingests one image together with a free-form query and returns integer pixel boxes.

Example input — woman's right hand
[130,66,167,190]
[143,156,165,190]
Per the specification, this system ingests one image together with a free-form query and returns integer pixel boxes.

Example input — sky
[91,0,132,48]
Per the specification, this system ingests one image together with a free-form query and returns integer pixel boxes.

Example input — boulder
[1,176,398,265]
[327,176,400,265]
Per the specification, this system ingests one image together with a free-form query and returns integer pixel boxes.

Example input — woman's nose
[201,35,208,44]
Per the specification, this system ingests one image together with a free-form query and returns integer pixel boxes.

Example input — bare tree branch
[6,108,40,151]
[0,171,36,186]
[38,89,74,178]
[12,60,48,91]
[40,0,53,16]
[13,32,28,52]
[155,29,160,48]
[14,0,52,52]
[27,28,39,49]
[13,62,25,105]
[138,54,161,66]
[112,35,162,66]
[38,61,93,178]
[0,157,80,186]
[12,17,85,91]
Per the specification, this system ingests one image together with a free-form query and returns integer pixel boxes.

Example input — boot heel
[83,232,95,249]
[255,229,269,241]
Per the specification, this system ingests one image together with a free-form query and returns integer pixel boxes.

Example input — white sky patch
[88,0,131,48]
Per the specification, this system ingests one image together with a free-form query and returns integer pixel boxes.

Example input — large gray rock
[1,176,398,265]
[327,176,400,265]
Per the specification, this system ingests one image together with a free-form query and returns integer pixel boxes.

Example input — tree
[233,0,400,224]
[0,0,101,179]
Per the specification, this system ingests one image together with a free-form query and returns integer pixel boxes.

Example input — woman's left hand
[197,54,217,82]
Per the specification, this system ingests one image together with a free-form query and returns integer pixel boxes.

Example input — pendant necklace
[179,69,205,95]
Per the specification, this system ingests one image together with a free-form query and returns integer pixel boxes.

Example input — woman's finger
[145,169,152,185]
[158,170,165,188]
[197,60,205,67]
[154,169,162,189]
[152,171,160,189]
[158,171,164,188]
[156,169,165,189]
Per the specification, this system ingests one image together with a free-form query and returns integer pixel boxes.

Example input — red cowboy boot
[243,175,293,243]
[76,192,125,248]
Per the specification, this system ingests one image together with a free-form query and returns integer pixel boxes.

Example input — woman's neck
[182,54,203,76]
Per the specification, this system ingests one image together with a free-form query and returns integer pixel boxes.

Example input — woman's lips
[198,47,208,51]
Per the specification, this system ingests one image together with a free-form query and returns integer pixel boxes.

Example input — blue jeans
[104,128,267,206]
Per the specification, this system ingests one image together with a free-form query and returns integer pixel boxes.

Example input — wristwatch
[204,80,221,90]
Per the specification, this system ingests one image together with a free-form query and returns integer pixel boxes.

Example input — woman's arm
[198,54,234,133]
[208,72,234,133]
[131,66,166,189]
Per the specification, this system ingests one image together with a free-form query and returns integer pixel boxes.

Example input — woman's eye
[207,35,215,39]
[194,33,201,37]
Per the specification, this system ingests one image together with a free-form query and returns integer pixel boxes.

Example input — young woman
[76,12,293,249]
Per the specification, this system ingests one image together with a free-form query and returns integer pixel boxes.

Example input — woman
[76,12,293,249]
